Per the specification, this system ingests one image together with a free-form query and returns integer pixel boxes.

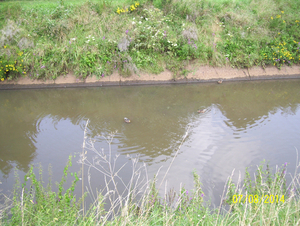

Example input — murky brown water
[1,80,300,207]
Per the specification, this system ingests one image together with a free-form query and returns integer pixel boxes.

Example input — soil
[0,65,300,89]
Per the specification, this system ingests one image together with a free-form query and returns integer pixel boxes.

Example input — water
[1,80,300,207]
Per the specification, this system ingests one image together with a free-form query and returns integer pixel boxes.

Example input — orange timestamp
[232,194,284,204]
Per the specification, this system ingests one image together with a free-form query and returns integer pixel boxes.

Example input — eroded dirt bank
[1,65,300,89]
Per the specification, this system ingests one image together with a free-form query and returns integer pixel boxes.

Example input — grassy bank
[1,125,300,225]
[0,0,299,82]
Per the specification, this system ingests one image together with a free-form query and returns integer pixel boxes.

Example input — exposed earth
[1,65,300,89]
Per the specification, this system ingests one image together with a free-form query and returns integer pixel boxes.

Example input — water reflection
[0,80,300,206]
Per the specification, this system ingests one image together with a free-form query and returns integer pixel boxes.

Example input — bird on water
[124,117,131,123]
[197,109,207,113]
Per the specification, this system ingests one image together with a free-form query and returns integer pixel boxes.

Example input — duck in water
[197,109,207,113]
[124,117,131,123]
[217,79,223,84]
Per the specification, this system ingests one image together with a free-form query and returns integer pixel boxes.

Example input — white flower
[132,21,136,25]
[139,21,142,24]
[145,18,148,21]
[133,17,135,20]
[174,44,177,46]
[71,38,76,41]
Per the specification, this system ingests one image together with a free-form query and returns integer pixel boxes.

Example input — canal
[1,79,300,208]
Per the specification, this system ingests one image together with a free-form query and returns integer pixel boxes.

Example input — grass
[0,120,300,225]
[0,0,299,82]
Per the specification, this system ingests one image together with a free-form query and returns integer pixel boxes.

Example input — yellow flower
[283,20,285,23]
[271,17,273,20]
[278,32,280,35]
[281,11,284,14]
[296,20,299,23]
[1,78,4,81]
[276,15,281,18]
[4,45,6,48]
[21,60,23,62]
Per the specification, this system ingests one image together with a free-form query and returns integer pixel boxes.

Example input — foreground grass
[0,0,299,81]
[1,124,300,225]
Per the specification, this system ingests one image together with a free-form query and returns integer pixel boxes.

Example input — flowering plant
[116,2,140,14]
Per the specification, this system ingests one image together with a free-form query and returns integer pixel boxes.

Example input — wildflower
[281,11,284,14]
[201,193,204,197]
[103,36,105,40]
[212,32,215,36]
[1,78,4,81]
[41,65,45,69]
[126,30,129,35]
[276,15,281,18]
[271,16,273,20]
[139,21,142,24]
[283,20,285,23]
[132,21,135,25]
[226,57,229,61]
[4,45,6,48]
[278,32,280,35]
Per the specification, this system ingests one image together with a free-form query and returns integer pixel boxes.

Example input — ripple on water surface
[0,80,300,207]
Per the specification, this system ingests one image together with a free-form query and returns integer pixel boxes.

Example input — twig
[159,125,190,189]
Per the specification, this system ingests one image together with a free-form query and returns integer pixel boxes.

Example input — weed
[0,0,299,80]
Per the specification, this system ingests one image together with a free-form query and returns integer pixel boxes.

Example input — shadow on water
[0,79,300,206]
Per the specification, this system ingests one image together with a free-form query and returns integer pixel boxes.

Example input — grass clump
[1,156,82,225]
[0,0,299,82]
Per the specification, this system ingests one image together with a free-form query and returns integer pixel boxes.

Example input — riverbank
[1,0,300,85]
[0,65,300,89]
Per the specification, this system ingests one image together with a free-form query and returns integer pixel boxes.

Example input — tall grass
[0,0,299,82]
[1,120,300,225]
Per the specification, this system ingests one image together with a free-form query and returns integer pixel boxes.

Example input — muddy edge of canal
[1,65,300,89]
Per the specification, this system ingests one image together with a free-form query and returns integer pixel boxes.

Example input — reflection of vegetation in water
[1,132,300,225]
[0,80,300,177]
